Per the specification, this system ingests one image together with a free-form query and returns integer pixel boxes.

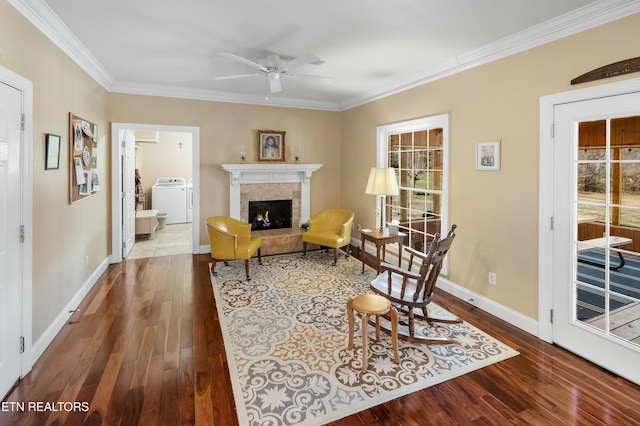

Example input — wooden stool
[347,294,399,372]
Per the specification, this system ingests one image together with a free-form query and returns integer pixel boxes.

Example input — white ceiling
[11,0,640,110]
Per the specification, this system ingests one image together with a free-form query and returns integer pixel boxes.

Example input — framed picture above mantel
[258,130,285,162]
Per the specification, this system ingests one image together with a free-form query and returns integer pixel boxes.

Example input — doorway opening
[111,123,200,263]
[128,130,193,259]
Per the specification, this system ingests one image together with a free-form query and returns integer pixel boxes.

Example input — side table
[360,228,406,274]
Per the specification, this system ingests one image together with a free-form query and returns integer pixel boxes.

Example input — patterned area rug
[210,251,518,426]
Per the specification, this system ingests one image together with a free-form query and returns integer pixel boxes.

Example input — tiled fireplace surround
[222,164,322,255]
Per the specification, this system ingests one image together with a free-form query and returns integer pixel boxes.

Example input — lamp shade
[365,167,399,196]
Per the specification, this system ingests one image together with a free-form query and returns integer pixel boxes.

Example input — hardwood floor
[2,252,640,425]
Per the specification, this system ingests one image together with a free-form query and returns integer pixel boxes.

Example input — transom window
[376,114,449,253]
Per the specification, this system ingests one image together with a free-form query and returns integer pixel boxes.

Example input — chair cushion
[370,271,421,304]
[302,231,345,248]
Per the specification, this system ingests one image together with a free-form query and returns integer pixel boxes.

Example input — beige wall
[108,94,342,244]
[2,0,639,346]
[135,131,193,199]
[1,0,110,340]
[342,13,640,319]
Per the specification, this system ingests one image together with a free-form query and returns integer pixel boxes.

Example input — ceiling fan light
[269,75,282,93]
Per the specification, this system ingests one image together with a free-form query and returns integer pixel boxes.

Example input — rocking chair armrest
[402,245,430,261]
[379,262,422,280]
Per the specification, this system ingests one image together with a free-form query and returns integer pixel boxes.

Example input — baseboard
[437,277,539,337]
[29,257,110,365]
[350,236,539,337]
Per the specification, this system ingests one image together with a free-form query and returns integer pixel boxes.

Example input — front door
[553,91,640,385]
[0,81,23,398]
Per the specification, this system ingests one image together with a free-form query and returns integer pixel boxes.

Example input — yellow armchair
[302,209,355,265]
[205,216,262,280]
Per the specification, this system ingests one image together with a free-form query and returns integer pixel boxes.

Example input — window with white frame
[376,114,449,253]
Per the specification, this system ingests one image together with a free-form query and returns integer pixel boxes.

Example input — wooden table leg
[361,236,366,273]
[347,298,354,350]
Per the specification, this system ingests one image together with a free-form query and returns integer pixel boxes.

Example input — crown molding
[8,0,114,89]
[9,0,640,112]
[109,81,341,111]
[338,0,640,110]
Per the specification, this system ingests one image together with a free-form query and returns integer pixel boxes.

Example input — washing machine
[152,177,187,224]
[186,177,193,223]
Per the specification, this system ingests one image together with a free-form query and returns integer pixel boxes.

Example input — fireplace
[221,163,322,227]
[221,163,323,255]
[249,199,292,230]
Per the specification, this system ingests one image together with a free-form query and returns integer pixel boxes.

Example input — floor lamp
[365,167,399,231]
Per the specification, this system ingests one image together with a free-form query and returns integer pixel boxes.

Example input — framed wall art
[69,113,99,203]
[45,133,61,170]
[476,140,500,171]
[258,130,285,162]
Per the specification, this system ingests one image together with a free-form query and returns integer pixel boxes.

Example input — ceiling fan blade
[219,52,268,72]
[285,73,334,84]
[285,53,322,71]
[213,73,261,80]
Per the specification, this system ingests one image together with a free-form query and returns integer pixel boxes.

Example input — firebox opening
[249,199,292,230]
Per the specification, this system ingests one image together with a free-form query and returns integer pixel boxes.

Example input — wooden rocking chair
[369,225,461,344]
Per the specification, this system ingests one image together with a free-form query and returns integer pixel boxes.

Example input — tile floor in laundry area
[127,223,192,259]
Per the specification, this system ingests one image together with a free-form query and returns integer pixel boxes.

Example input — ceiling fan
[215,52,332,95]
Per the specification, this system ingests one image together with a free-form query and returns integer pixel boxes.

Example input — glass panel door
[553,92,640,386]
[576,117,640,342]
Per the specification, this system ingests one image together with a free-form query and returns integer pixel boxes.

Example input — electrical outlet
[356,224,362,231]
[85,256,89,267]
[488,272,497,286]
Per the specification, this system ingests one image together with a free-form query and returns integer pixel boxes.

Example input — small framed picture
[476,141,500,171]
[45,133,61,170]
[258,130,285,162]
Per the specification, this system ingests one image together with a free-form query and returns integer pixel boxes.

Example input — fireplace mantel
[221,163,322,185]
[221,163,322,226]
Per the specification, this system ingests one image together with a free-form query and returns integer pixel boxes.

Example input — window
[577,116,640,230]
[376,114,449,253]
[576,115,640,325]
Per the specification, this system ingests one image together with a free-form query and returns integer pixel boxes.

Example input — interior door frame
[110,123,200,263]
[539,77,640,342]
[0,66,34,376]
[121,129,136,258]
